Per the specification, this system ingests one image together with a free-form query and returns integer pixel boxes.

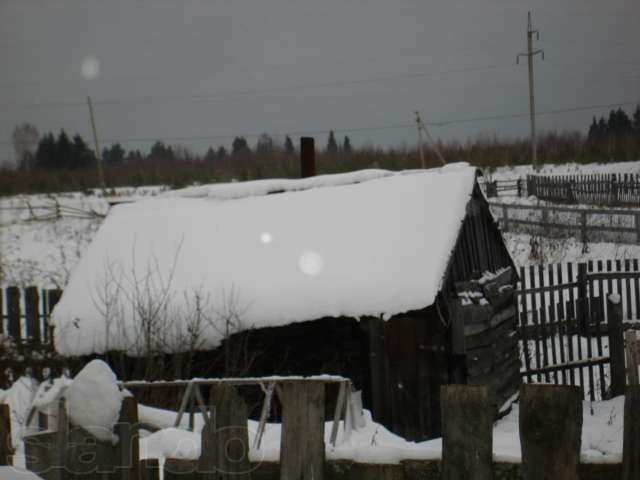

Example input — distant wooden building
[52,164,519,440]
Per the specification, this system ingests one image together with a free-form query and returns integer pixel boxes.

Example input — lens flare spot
[81,56,101,80]
[260,232,273,244]
[298,251,324,276]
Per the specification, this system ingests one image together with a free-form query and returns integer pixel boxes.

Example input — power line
[0,63,517,111]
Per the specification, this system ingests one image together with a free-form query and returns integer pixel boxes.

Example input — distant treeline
[2,105,640,196]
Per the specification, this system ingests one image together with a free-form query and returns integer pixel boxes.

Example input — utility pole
[87,96,105,189]
[415,111,426,168]
[517,11,544,171]
[415,110,446,167]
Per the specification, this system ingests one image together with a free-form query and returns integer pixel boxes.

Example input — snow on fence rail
[527,172,640,207]
[0,201,105,227]
[489,201,640,245]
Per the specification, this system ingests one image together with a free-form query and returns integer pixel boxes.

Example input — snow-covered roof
[52,163,478,356]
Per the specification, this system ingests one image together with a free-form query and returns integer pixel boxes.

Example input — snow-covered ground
[0,187,166,288]
[505,232,640,267]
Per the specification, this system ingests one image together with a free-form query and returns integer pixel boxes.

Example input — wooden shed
[52,164,519,441]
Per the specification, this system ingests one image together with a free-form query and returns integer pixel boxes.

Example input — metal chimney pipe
[300,137,316,178]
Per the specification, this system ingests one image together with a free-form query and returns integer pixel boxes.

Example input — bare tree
[12,123,39,170]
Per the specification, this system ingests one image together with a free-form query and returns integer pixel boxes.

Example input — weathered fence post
[6,286,21,347]
[577,263,588,334]
[519,384,582,480]
[501,205,509,231]
[623,386,640,480]
[198,384,251,480]
[139,458,160,480]
[607,294,626,397]
[440,385,494,480]
[625,331,640,385]
[164,458,197,480]
[580,212,588,253]
[0,404,11,466]
[54,397,69,480]
[116,396,140,480]
[280,381,325,480]
[25,286,40,345]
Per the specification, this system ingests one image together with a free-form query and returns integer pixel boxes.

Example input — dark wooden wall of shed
[442,184,514,295]
[368,305,449,441]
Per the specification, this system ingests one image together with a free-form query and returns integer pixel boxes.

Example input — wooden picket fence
[516,259,640,400]
[0,286,62,347]
[481,178,525,198]
[3,383,639,479]
[527,172,640,207]
[0,286,65,386]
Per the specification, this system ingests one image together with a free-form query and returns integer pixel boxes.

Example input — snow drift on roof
[52,164,477,356]
[164,169,408,201]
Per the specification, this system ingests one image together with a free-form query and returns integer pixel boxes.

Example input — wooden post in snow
[440,385,494,480]
[607,294,626,397]
[54,397,69,480]
[116,396,140,480]
[0,404,11,466]
[198,384,251,480]
[519,384,582,480]
[6,287,21,348]
[139,458,160,480]
[576,263,588,334]
[279,381,325,480]
[623,386,640,480]
[626,330,640,386]
[24,286,40,345]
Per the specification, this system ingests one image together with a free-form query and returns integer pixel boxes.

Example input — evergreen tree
[149,141,175,162]
[633,105,640,133]
[216,146,229,158]
[35,133,56,169]
[608,108,632,135]
[126,149,144,163]
[71,134,94,169]
[204,147,216,164]
[231,137,250,156]
[326,130,338,155]
[256,133,274,155]
[103,143,126,166]
[56,130,73,169]
[343,135,352,153]
[284,135,295,155]
[597,117,607,136]
[588,117,598,141]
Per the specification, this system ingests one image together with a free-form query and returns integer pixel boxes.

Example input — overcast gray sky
[0,0,638,165]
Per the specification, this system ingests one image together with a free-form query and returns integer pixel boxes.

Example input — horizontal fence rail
[489,201,640,245]
[527,172,640,207]
[516,259,640,400]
